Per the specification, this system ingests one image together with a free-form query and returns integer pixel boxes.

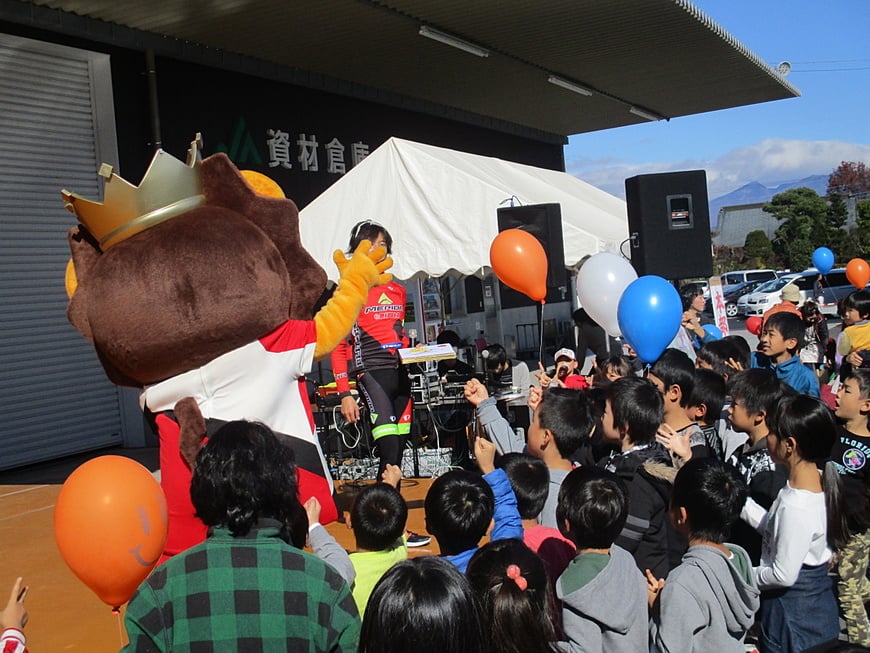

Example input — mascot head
[62,135,327,386]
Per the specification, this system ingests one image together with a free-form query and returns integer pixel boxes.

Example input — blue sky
[566,0,870,200]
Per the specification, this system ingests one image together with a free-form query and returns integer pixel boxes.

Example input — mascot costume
[60,135,391,560]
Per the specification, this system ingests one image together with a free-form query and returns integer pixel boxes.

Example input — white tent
[300,137,628,281]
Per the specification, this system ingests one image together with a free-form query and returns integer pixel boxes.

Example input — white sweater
[741,482,831,589]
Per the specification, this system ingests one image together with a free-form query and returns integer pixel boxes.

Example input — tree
[764,187,829,271]
[855,200,870,258]
[827,161,870,196]
[743,230,773,268]
[825,193,849,256]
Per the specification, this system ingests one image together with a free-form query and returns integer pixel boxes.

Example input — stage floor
[0,477,436,652]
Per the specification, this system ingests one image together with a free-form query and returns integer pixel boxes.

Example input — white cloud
[568,139,870,199]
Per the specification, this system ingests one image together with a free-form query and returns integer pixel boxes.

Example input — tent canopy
[299,138,628,281]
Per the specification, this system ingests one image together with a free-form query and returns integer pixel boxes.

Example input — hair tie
[506,564,527,591]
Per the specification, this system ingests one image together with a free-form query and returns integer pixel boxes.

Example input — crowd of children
[10,289,870,653]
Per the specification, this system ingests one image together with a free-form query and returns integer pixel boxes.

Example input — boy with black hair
[424,437,523,572]
[555,466,648,653]
[465,379,594,528]
[724,368,788,563]
[345,465,409,615]
[648,348,710,459]
[647,458,759,652]
[697,338,748,382]
[498,453,575,581]
[833,368,870,645]
[686,368,727,459]
[752,311,820,397]
[597,376,684,579]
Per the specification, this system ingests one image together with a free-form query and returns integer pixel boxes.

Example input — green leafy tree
[743,230,774,268]
[764,187,829,271]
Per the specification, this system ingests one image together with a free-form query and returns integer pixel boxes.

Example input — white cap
[554,347,576,362]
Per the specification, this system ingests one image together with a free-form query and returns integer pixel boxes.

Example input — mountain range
[709,174,829,229]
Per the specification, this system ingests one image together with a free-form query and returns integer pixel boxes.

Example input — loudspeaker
[497,203,565,290]
[625,170,712,280]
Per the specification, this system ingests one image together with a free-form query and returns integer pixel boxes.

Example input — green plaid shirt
[123,520,360,652]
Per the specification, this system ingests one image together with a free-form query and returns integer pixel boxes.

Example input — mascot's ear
[176,397,206,469]
[66,226,100,341]
[200,154,327,319]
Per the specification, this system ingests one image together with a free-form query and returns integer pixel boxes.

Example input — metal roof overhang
[5,0,799,143]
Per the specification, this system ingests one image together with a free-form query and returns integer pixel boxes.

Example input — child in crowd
[344,465,409,615]
[725,369,788,564]
[359,556,483,653]
[839,290,870,372]
[685,368,727,459]
[498,453,575,584]
[555,466,647,653]
[598,376,682,579]
[647,459,759,653]
[696,337,748,383]
[1,577,28,653]
[465,379,594,528]
[648,348,710,460]
[466,539,559,653]
[424,437,522,572]
[537,348,589,390]
[591,354,632,387]
[753,311,820,397]
[741,395,849,652]
[123,421,360,652]
[800,300,829,379]
[833,368,870,646]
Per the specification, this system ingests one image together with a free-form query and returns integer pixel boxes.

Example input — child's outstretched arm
[465,379,524,454]
[381,464,402,488]
[304,497,356,586]
[475,437,523,541]
[0,577,28,653]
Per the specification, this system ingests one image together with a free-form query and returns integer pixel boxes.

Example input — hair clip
[506,564,527,591]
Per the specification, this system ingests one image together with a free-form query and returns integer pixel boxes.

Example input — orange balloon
[489,229,548,302]
[240,169,285,198]
[846,258,870,290]
[54,456,167,610]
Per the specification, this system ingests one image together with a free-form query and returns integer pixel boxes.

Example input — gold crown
[61,134,205,250]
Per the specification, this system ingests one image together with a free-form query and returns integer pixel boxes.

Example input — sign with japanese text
[709,276,729,336]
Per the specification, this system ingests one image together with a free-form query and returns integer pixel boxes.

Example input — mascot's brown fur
[64,150,390,559]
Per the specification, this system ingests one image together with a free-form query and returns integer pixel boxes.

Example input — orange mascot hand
[314,239,394,360]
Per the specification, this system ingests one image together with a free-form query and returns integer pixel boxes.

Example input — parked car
[737,268,858,317]
[720,269,778,287]
[706,279,768,317]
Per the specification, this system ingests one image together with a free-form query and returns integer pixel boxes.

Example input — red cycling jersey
[331,281,408,393]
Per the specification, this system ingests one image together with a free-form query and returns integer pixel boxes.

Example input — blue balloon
[617,275,682,363]
[812,247,835,275]
[702,323,723,340]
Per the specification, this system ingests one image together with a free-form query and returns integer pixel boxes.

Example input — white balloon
[576,252,637,337]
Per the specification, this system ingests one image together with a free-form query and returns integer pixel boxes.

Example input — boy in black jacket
[598,376,686,579]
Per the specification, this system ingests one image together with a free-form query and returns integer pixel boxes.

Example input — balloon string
[538,302,545,364]
[114,608,125,647]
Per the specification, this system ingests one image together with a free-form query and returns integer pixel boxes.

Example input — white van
[737,268,857,317]
[721,269,778,288]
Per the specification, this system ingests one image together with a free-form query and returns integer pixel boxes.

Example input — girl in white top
[741,395,849,653]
